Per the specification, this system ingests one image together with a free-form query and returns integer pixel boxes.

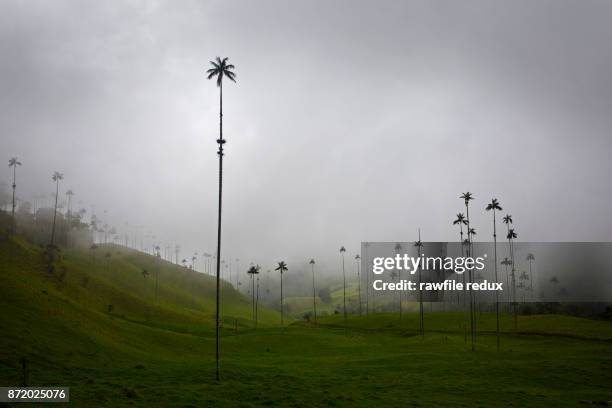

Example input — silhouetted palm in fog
[207,56,236,381]
[501,257,512,303]
[526,253,535,290]
[507,227,518,328]
[355,254,362,316]
[394,243,403,319]
[275,261,288,328]
[339,246,347,332]
[247,265,260,324]
[453,213,467,249]
[460,192,475,350]
[8,157,22,235]
[486,198,502,350]
[503,214,513,309]
[155,245,161,299]
[50,172,64,247]
[453,212,468,335]
[519,271,529,303]
[414,238,424,336]
[309,259,317,322]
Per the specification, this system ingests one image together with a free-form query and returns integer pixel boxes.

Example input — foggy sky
[1,0,611,276]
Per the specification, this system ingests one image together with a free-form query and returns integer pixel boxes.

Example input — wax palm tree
[247,265,260,323]
[453,213,467,248]
[460,192,474,247]
[275,261,288,328]
[8,157,22,235]
[207,56,236,382]
[50,172,64,247]
[507,228,518,329]
[503,214,513,308]
[501,257,513,304]
[519,271,529,303]
[460,192,475,349]
[486,198,502,350]
[154,245,161,299]
[355,254,362,316]
[65,190,74,218]
[339,246,347,332]
[394,243,403,319]
[309,259,317,322]
[364,242,370,315]
[414,235,424,337]
[526,253,535,290]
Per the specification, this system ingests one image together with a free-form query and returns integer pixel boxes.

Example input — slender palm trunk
[11,165,16,235]
[255,276,259,328]
[365,248,369,315]
[252,273,255,322]
[155,256,159,301]
[398,254,402,321]
[311,264,317,322]
[280,273,284,328]
[529,259,533,290]
[357,260,362,316]
[510,237,517,330]
[460,224,467,342]
[492,210,500,350]
[50,181,59,246]
[466,203,474,351]
[342,253,347,334]
[214,81,224,382]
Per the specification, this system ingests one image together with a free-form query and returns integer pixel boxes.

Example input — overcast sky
[1,0,611,274]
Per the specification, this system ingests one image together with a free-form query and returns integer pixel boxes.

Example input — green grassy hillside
[0,237,282,377]
[1,236,611,407]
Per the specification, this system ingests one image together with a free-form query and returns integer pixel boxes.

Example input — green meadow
[0,237,611,407]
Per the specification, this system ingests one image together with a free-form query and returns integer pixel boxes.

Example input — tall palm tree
[8,157,22,235]
[501,257,512,303]
[414,235,424,337]
[364,242,370,315]
[309,259,317,322]
[485,198,502,350]
[519,271,529,303]
[255,272,260,326]
[526,253,535,290]
[460,192,475,350]
[453,213,468,336]
[503,214,513,308]
[207,56,236,382]
[275,261,288,328]
[452,213,467,247]
[154,245,161,300]
[507,228,518,329]
[50,172,64,247]
[394,243,403,319]
[339,246,347,332]
[355,255,363,316]
[247,265,260,323]
[460,192,474,249]
[65,190,74,218]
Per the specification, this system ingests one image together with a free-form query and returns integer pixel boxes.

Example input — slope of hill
[0,236,282,376]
